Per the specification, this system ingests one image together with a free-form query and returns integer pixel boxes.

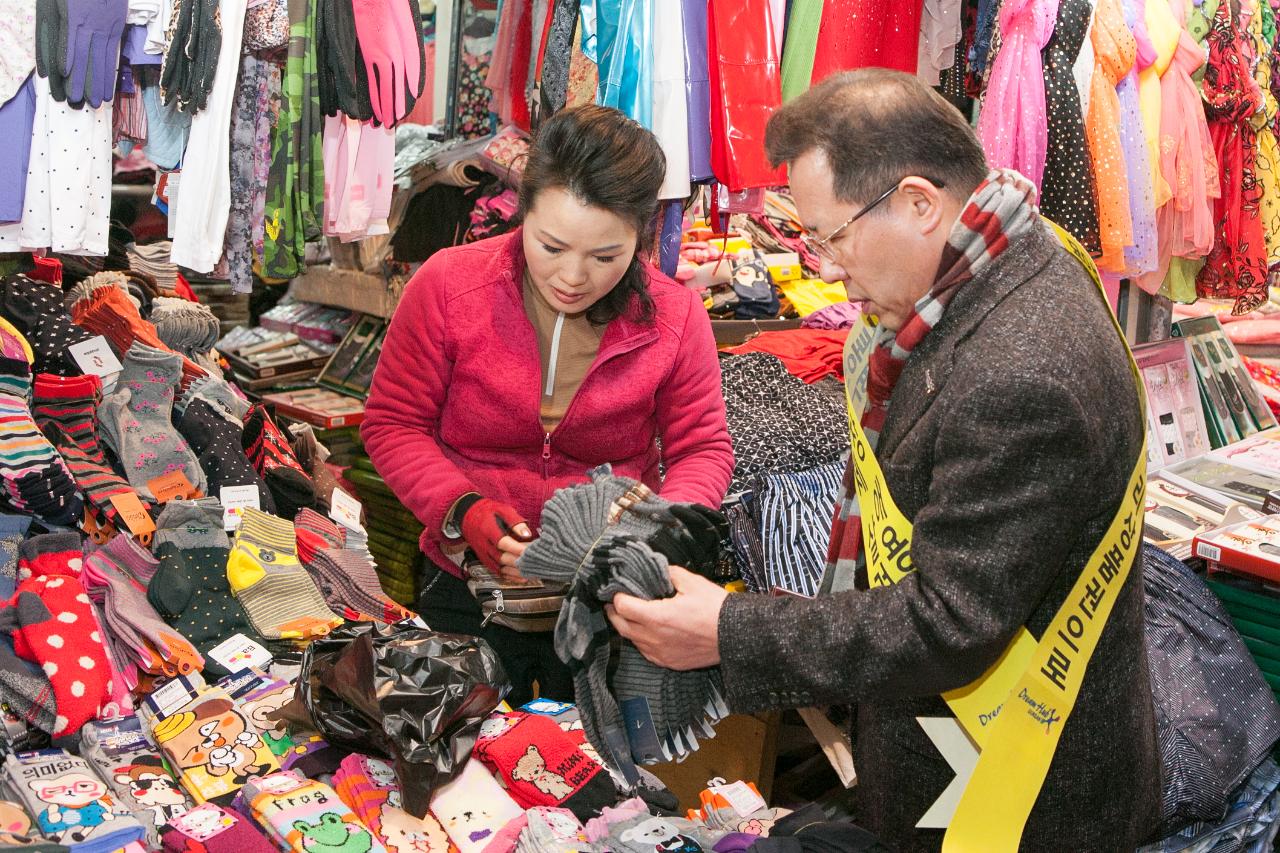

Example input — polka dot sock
[0,274,93,376]
[177,398,275,514]
[11,533,112,737]
[242,405,316,519]
[33,372,143,525]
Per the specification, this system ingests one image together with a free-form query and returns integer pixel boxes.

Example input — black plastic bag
[294,621,509,816]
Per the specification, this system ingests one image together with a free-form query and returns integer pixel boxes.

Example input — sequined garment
[1040,0,1101,254]
[1198,0,1269,314]
[809,0,925,80]
[1117,0,1159,275]
[1086,0,1137,272]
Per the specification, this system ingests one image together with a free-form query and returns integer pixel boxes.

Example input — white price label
[328,487,364,532]
[148,677,197,719]
[207,633,273,672]
[68,336,123,378]
[220,485,261,531]
[712,781,767,818]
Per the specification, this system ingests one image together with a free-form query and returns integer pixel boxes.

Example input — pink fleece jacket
[361,228,735,578]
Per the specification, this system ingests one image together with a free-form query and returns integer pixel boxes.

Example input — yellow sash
[843,221,1147,851]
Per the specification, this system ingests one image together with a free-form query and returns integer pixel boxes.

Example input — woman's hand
[495,525,534,583]
[460,497,535,579]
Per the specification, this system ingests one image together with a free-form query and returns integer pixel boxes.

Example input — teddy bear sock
[245,773,387,853]
[235,677,295,756]
[472,712,614,820]
[603,814,724,853]
[429,760,523,853]
[227,509,342,641]
[2,750,147,853]
[80,716,193,846]
[10,534,112,737]
[160,803,276,853]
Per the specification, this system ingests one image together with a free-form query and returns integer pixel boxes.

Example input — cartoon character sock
[150,689,281,804]
[241,406,316,519]
[160,803,276,853]
[10,534,112,737]
[429,760,523,853]
[517,807,589,852]
[80,716,193,845]
[604,814,722,853]
[227,509,341,641]
[332,755,400,838]
[2,750,146,852]
[149,500,254,675]
[0,798,71,853]
[376,805,454,853]
[235,677,295,756]
[95,343,206,501]
[472,712,614,820]
[246,773,387,853]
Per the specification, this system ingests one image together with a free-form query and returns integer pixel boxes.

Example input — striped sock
[33,373,143,524]
[227,508,341,641]
[0,359,82,524]
[243,404,316,518]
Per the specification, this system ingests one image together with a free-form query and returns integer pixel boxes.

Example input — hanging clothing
[976,0,1058,188]
[1085,0,1135,272]
[780,0,822,101]
[1116,0,1158,277]
[321,115,395,242]
[1072,0,1097,112]
[651,0,689,199]
[0,0,34,106]
[1040,0,1101,255]
[1198,0,1269,313]
[809,0,925,80]
[0,75,111,255]
[539,0,581,116]
[0,75,34,224]
[226,55,267,295]
[708,0,785,190]
[596,0,652,127]
[1140,0,1180,207]
[917,0,963,85]
[680,0,711,180]
[565,20,599,108]
[1246,0,1280,267]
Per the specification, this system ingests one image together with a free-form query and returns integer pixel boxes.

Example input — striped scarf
[824,169,1040,586]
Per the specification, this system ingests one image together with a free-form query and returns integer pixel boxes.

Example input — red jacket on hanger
[708,0,786,190]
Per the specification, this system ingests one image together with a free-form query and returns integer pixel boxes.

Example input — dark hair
[765,69,989,207]
[518,105,666,324]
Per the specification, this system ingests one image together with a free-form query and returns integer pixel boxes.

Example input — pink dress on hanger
[975,0,1059,188]
[808,0,925,79]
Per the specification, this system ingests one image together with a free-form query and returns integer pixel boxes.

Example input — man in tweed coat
[608,70,1160,852]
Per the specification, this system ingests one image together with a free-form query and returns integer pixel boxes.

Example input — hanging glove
[350,0,424,126]
[61,0,129,108]
[317,0,373,119]
[458,495,534,574]
[159,0,219,112]
[34,0,71,103]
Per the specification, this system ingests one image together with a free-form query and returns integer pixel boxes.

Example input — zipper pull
[543,433,552,464]
[482,589,506,628]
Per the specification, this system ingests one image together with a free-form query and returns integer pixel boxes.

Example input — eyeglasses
[800,177,947,261]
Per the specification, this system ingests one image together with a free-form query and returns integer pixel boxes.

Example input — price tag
[147,471,195,504]
[220,485,261,531]
[328,487,364,532]
[147,677,197,719]
[172,804,238,841]
[711,781,767,818]
[67,336,123,378]
[207,634,273,673]
[108,493,155,538]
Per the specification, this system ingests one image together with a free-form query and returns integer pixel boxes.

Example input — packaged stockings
[150,688,280,803]
[8,534,112,737]
[429,760,523,853]
[160,803,276,853]
[0,359,81,526]
[226,509,341,641]
[2,750,146,852]
[176,399,275,515]
[241,405,316,518]
[244,772,387,853]
[0,799,72,853]
[149,499,255,676]
[472,712,614,820]
[80,716,193,844]
[96,343,206,501]
[32,373,141,528]
[82,533,203,677]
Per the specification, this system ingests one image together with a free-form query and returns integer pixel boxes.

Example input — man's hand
[607,566,729,670]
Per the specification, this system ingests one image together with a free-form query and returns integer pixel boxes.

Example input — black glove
[646,504,728,580]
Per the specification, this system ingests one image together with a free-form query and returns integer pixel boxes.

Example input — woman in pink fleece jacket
[361,106,734,703]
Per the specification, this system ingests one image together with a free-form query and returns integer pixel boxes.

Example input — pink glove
[350,0,423,127]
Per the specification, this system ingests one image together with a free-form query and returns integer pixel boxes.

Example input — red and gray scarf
[824,169,1040,586]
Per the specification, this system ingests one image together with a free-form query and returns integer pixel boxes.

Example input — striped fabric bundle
[754,462,845,597]
[0,360,81,525]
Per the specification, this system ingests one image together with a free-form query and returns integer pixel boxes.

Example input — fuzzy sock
[81,716,194,845]
[246,773,386,853]
[227,509,341,641]
[149,500,255,676]
[69,284,207,391]
[33,373,146,525]
[604,814,725,853]
[9,535,111,737]
[0,516,57,733]
[429,761,523,853]
[472,712,614,820]
[2,750,147,852]
[150,689,281,804]
[96,344,207,502]
[0,360,82,525]
[377,805,454,853]
[82,535,203,676]
[177,400,275,514]
[241,406,316,519]
[160,803,277,853]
